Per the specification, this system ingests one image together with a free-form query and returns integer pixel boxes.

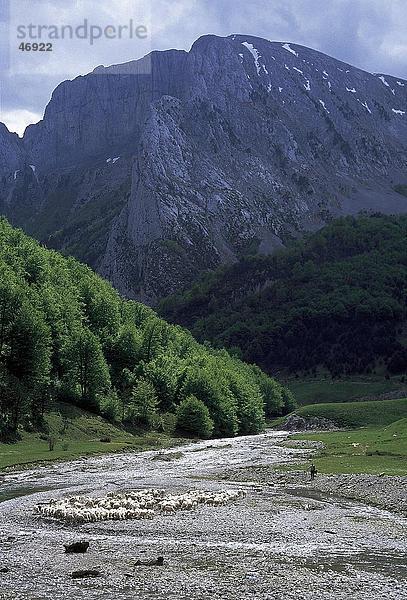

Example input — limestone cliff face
[1,35,407,303]
[0,124,24,176]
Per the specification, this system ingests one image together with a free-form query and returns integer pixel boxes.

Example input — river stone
[64,541,90,554]
[135,556,164,566]
[71,569,101,578]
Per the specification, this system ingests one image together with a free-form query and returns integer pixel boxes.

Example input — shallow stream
[0,431,406,599]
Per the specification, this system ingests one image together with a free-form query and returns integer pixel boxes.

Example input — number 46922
[19,42,52,51]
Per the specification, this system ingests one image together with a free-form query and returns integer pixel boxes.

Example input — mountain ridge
[1,34,406,304]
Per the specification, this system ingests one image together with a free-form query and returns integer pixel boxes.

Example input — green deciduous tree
[141,354,179,411]
[228,374,266,435]
[249,365,286,418]
[126,378,159,428]
[181,367,238,437]
[63,329,110,409]
[176,395,214,439]
[109,324,142,388]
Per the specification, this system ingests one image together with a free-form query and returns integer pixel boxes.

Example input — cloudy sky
[1,0,406,136]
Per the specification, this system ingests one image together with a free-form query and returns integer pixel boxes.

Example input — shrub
[176,395,214,439]
[99,390,122,423]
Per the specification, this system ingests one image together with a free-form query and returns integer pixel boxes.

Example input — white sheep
[34,487,245,523]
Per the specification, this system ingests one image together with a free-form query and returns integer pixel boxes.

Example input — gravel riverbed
[0,431,406,599]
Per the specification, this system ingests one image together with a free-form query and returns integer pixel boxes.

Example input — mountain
[1,35,407,304]
[160,214,407,377]
[0,218,294,440]
[0,124,24,176]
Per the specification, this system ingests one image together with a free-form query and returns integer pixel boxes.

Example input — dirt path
[0,431,406,599]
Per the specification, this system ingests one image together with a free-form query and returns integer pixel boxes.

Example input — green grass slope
[295,397,407,427]
[286,375,406,405]
[295,418,407,475]
[0,402,182,470]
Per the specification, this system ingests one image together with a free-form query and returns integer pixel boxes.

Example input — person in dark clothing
[310,463,317,480]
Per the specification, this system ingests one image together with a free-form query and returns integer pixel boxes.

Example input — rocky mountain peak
[1,35,406,303]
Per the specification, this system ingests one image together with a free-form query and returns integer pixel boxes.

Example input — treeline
[0,219,294,440]
[160,214,407,377]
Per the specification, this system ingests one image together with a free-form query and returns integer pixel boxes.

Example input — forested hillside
[161,214,407,377]
[0,219,294,441]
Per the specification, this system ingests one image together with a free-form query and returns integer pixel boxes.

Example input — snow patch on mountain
[241,42,262,75]
[319,100,329,113]
[358,99,372,114]
[282,43,298,57]
[378,75,390,87]
[29,164,39,183]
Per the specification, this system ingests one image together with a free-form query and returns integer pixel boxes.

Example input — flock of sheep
[34,488,246,524]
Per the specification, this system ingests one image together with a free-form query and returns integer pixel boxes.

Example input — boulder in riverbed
[71,569,101,578]
[135,556,164,566]
[64,541,90,553]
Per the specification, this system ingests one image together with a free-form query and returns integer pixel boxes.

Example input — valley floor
[0,431,406,600]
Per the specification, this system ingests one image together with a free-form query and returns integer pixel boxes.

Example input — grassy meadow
[285,395,407,475]
[285,375,406,406]
[294,397,407,428]
[293,418,407,476]
[0,402,184,470]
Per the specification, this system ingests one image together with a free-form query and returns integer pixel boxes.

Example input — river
[0,431,406,599]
